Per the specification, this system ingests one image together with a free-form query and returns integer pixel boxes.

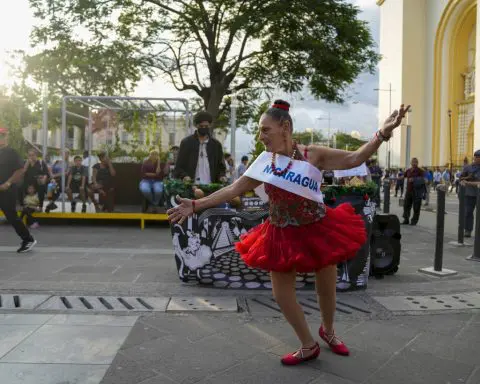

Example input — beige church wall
[377,0,405,168]
[400,0,427,168]
[475,5,480,153]
[433,0,477,166]
[423,0,450,166]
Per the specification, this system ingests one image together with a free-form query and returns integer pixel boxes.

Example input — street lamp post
[230,93,238,161]
[317,112,331,147]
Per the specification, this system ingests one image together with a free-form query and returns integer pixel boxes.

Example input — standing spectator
[82,150,98,185]
[402,158,425,226]
[139,149,166,212]
[433,167,442,189]
[237,155,249,179]
[91,152,116,212]
[66,155,88,213]
[442,167,451,194]
[368,159,383,207]
[395,168,404,197]
[0,126,37,252]
[23,148,51,210]
[173,111,226,184]
[224,153,235,184]
[460,150,480,237]
[22,184,41,229]
[45,149,71,213]
[424,167,433,206]
[453,168,461,194]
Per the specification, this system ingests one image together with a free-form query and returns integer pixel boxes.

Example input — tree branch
[141,0,212,67]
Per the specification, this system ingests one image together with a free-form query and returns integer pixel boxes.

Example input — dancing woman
[168,100,409,365]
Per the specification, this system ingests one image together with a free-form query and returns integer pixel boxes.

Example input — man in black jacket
[174,111,227,184]
[0,127,37,253]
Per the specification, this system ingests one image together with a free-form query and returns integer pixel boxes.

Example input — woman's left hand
[381,104,411,136]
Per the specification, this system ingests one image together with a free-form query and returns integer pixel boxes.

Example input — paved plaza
[0,199,479,383]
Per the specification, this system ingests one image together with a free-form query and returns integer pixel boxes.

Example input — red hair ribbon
[272,103,289,111]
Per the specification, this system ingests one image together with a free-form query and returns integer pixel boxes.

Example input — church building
[376,0,479,168]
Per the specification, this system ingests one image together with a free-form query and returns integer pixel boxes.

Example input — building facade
[377,0,479,168]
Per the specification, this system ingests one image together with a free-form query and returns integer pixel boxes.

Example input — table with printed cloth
[165,180,376,291]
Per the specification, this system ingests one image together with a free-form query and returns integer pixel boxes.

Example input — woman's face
[257,114,291,153]
[28,151,37,162]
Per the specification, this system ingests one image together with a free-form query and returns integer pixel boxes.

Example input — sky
[0,0,381,162]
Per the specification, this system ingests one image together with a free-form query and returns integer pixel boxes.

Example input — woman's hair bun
[272,99,290,112]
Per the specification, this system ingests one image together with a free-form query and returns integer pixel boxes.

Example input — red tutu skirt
[235,203,367,273]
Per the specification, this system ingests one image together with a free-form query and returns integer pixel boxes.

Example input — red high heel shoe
[280,342,320,366]
[319,325,350,356]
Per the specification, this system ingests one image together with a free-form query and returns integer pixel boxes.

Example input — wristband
[376,130,391,142]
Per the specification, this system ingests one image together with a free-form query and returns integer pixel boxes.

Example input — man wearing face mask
[174,111,227,184]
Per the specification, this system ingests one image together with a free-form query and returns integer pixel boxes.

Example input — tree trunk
[204,84,225,135]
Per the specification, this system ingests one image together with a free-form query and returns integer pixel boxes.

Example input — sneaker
[30,223,40,229]
[465,231,472,238]
[17,239,37,253]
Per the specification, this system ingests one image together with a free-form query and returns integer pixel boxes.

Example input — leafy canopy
[25,0,379,121]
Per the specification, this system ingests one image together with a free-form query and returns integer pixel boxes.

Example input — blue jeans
[139,180,164,205]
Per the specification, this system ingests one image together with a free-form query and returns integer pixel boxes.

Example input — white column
[474,9,480,153]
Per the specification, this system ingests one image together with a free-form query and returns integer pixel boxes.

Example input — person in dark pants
[402,158,425,226]
[395,168,405,197]
[0,127,37,253]
[460,150,480,237]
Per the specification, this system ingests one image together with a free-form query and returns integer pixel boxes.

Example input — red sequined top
[265,171,326,227]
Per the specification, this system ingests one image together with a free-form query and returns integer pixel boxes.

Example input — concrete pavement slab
[0,363,108,384]
[46,314,138,327]
[196,352,321,384]
[365,348,474,384]
[0,314,53,325]
[1,324,132,364]
[0,325,39,359]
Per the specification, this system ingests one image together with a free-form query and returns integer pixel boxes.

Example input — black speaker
[370,214,401,277]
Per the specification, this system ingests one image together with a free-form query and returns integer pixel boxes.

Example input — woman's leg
[152,181,164,206]
[270,270,316,353]
[315,265,337,335]
[139,180,154,204]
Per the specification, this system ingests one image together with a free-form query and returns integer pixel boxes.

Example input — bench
[0,212,168,230]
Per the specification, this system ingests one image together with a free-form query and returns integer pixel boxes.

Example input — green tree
[26,0,379,124]
[292,131,324,145]
[334,132,367,151]
[0,89,39,155]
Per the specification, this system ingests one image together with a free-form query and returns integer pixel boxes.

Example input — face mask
[197,127,209,137]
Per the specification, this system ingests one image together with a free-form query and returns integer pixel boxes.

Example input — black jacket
[173,133,226,183]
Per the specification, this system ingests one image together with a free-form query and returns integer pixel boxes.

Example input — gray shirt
[461,164,480,196]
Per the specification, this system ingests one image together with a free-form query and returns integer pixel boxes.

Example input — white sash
[244,151,324,203]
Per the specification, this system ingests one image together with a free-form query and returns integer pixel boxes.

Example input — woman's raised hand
[382,104,411,135]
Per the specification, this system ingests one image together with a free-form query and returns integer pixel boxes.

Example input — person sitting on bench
[91,152,116,212]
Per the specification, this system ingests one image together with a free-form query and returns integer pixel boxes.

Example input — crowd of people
[2,110,254,225]
[368,153,480,236]
[19,148,117,225]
